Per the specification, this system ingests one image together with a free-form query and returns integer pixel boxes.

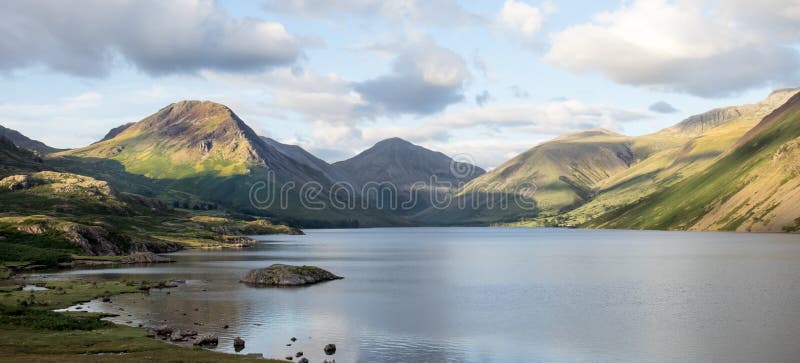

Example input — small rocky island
[240,264,343,286]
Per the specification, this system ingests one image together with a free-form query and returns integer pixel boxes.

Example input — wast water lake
[35,228,800,362]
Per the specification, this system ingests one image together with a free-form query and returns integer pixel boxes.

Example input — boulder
[324,343,337,355]
[155,325,173,336]
[169,331,186,342]
[234,336,245,350]
[240,264,343,286]
[295,351,303,357]
[298,358,309,363]
[193,334,218,347]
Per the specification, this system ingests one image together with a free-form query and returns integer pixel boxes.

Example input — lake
[40,228,800,362]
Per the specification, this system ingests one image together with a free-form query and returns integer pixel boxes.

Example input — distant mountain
[333,137,485,215]
[0,135,46,177]
[589,90,800,232]
[460,129,634,216]
[261,137,348,182]
[334,137,485,189]
[0,125,60,154]
[547,88,800,227]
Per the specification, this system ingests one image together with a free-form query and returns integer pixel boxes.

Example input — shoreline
[0,277,284,362]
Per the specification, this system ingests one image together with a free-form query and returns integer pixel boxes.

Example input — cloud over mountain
[354,37,469,115]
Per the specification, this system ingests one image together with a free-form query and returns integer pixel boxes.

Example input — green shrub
[0,305,110,331]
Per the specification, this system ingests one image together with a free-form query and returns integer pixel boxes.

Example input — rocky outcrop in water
[240,264,343,286]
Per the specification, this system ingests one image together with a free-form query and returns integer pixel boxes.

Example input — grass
[0,280,283,362]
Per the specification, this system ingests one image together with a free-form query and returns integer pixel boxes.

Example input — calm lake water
[42,228,800,362]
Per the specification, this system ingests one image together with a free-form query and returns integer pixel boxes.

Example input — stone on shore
[234,336,245,350]
[240,264,343,286]
[193,334,219,347]
[324,343,337,355]
[155,325,173,336]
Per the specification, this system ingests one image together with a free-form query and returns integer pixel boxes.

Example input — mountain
[261,137,348,182]
[0,136,46,177]
[52,101,393,227]
[61,101,342,185]
[62,101,272,179]
[460,129,634,216]
[539,88,800,227]
[333,138,485,215]
[95,122,134,143]
[0,125,60,154]
[589,90,800,232]
[334,137,485,189]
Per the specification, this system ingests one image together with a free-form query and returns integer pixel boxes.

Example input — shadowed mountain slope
[0,125,61,154]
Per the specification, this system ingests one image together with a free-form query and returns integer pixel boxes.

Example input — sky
[1,0,798,169]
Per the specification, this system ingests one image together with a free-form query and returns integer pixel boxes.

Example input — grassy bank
[0,280,282,362]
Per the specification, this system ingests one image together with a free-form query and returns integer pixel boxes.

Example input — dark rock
[285,357,293,361]
[101,297,111,303]
[155,325,173,336]
[298,358,308,363]
[234,336,245,351]
[295,351,303,357]
[324,343,336,355]
[223,324,229,329]
[291,337,297,342]
[240,264,343,286]
[193,334,219,347]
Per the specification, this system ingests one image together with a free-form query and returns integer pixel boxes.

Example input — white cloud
[0,0,301,77]
[545,0,800,97]
[264,0,483,26]
[432,100,646,135]
[271,90,367,123]
[497,0,545,43]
